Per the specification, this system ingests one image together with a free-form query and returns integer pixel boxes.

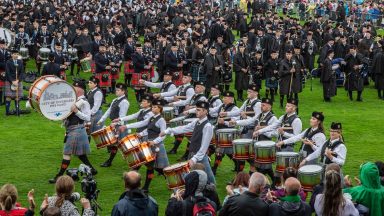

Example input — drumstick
[176,96,186,99]
[242,111,255,115]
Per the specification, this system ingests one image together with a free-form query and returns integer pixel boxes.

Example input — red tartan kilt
[173,70,184,86]
[60,70,67,80]
[0,80,5,88]
[149,66,154,77]
[124,61,134,74]
[131,72,150,88]
[95,71,111,87]
[90,60,96,73]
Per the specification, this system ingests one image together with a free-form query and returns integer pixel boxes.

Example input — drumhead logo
[55,112,63,117]
[43,91,74,101]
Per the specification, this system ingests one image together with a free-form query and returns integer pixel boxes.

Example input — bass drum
[29,75,77,121]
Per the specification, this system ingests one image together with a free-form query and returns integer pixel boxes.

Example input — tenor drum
[91,126,117,149]
[275,152,299,173]
[169,116,186,128]
[38,48,50,61]
[254,141,276,164]
[183,118,198,138]
[298,165,323,191]
[19,48,29,59]
[118,136,155,169]
[29,75,76,121]
[162,107,174,123]
[163,162,190,189]
[67,48,78,61]
[233,139,255,160]
[216,128,240,148]
[80,58,91,73]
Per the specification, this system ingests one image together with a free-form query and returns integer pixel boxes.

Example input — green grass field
[0,59,384,215]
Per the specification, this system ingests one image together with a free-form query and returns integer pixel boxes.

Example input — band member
[256,98,302,152]
[220,84,262,138]
[132,43,152,102]
[165,42,186,86]
[372,42,384,99]
[264,49,280,102]
[0,40,11,105]
[41,53,61,77]
[123,35,135,86]
[203,46,225,93]
[229,98,277,175]
[86,76,104,137]
[52,42,69,80]
[139,70,176,103]
[107,45,122,93]
[302,32,318,73]
[50,31,68,52]
[277,111,326,165]
[344,45,366,101]
[36,22,52,74]
[97,83,130,167]
[300,122,346,168]
[233,42,250,101]
[49,80,97,183]
[214,91,240,175]
[15,25,30,50]
[5,50,24,116]
[321,49,337,102]
[120,98,169,192]
[94,42,111,101]
[191,40,206,82]
[161,101,216,184]
[279,49,301,108]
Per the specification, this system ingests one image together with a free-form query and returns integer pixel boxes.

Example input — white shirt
[314,194,359,216]
[258,113,302,140]
[120,108,153,122]
[72,95,91,122]
[144,80,176,102]
[226,98,261,119]
[283,128,326,152]
[88,88,103,115]
[164,116,213,163]
[99,95,129,122]
[138,114,167,145]
[234,111,278,138]
[210,103,240,121]
[306,138,347,166]
[159,83,195,100]
[186,95,222,116]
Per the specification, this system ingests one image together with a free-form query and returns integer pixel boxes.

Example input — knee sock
[58,159,71,176]
[5,100,11,114]
[107,146,118,163]
[349,91,353,100]
[270,89,275,102]
[213,155,223,171]
[208,145,216,157]
[237,160,245,172]
[225,84,230,91]
[78,155,95,170]
[155,168,164,177]
[280,95,285,108]
[265,89,270,99]
[111,79,116,92]
[143,166,155,190]
[357,91,362,100]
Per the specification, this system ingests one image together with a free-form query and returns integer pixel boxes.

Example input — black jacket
[268,200,312,216]
[219,191,269,216]
[41,62,61,77]
[111,189,158,216]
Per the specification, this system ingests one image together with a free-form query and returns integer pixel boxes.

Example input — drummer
[139,70,177,103]
[220,84,262,137]
[132,43,152,103]
[94,42,112,102]
[86,76,104,140]
[255,98,302,152]
[299,122,346,168]
[213,91,240,175]
[97,83,129,167]
[116,94,154,140]
[160,101,215,184]
[52,42,69,80]
[276,111,326,165]
[228,98,277,175]
[121,99,169,193]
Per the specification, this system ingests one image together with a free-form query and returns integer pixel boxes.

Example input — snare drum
[118,136,155,168]
[39,48,50,61]
[275,152,299,173]
[67,48,78,61]
[254,141,276,164]
[91,126,117,149]
[216,128,240,148]
[162,107,174,123]
[183,118,198,138]
[163,162,190,189]
[298,165,323,191]
[169,116,186,128]
[19,48,29,59]
[233,139,255,160]
[80,58,91,73]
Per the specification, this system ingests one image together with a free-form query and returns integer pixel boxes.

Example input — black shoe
[20,109,31,114]
[91,168,98,175]
[48,175,61,184]
[212,168,217,176]
[100,160,112,167]
[167,149,177,154]
[6,110,16,116]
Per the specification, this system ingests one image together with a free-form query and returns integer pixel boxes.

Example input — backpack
[183,196,216,216]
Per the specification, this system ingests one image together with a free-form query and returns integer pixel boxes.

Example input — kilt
[95,71,111,87]
[59,70,67,80]
[0,79,4,88]
[191,64,206,82]
[4,81,23,98]
[0,70,5,88]
[90,60,96,73]
[154,142,169,169]
[64,125,90,156]
[110,66,121,80]
[131,72,150,89]
[124,61,134,74]
[266,78,279,89]
[89,110,103,134]
[173,70,184,86]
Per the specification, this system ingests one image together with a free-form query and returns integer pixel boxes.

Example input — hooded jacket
[111,189,158,216]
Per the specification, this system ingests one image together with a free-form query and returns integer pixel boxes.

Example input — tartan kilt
[110,66,121,80]
[64,125,90,155]
[124,61,134,74]
[173,70,184,86]
[59,70,67,80]
[90,60,96,73]
[266,78,279,89]
[154,142,169,169]
[5,81,23,98]
[0,70,5,88]
[95,71,111,87]
[89,110,103,134]
[191,64,206,82]
[0,79,4,88]
[131,72,150,88]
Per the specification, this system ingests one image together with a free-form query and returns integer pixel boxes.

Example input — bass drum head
[151,70,159,82]
[39,81,77,120]
[299,165,323,174]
